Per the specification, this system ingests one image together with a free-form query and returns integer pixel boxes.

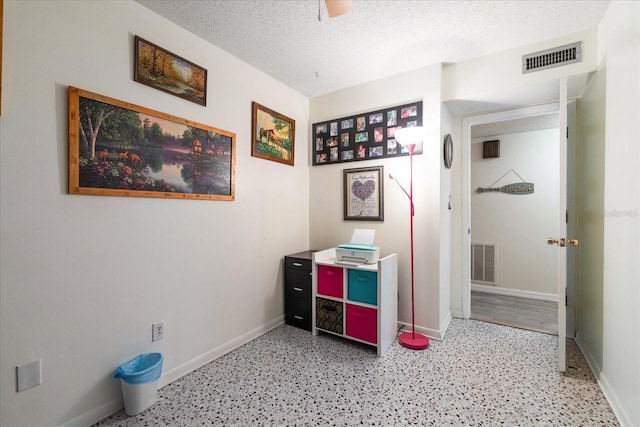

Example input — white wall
[586,2,639,426]
[309,65,450,338]
[439,105,454,330]
[0,2,310,426]
[471,129,559,295]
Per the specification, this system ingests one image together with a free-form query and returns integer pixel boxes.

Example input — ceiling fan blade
[325,0,352,18]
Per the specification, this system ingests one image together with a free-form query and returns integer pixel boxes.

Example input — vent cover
[471,243,497,285]
[483,140,500,159]
[522,42,582,73]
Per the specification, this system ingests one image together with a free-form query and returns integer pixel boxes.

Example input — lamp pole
[393,129,429,350]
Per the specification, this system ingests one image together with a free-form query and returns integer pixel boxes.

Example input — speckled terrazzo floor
[94,319,619,426]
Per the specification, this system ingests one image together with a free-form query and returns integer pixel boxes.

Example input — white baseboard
[398,311,452,341]
[160,316,284,387]
[575,333,631,427]
[60,316,285,427]
[59,397,123,427]
[471,283,558,302]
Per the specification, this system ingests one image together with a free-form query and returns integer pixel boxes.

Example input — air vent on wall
[483,140,500,159]
[471,243,497,285]
[522,42,582,74]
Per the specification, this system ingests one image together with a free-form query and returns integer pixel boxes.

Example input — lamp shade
[325,0,352,17]
[394,126,425,147]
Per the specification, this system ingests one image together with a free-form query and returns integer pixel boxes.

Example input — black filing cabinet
[284,250,316,331]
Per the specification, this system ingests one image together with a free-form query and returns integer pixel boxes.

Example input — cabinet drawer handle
[293,315,304,320]
[293,287,304,292]
[292,262,303,267]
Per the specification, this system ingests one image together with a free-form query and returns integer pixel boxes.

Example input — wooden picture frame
[251,102,295,166]
[134,35,207,106]
[313,101,423,166]
[343,166,384,221]
[68,86,235,201]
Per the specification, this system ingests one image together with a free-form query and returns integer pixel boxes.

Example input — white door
[547,78,579,372]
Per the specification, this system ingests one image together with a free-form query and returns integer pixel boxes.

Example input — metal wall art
[477,169,534,194]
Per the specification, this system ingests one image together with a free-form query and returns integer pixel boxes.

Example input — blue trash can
[114,353,163,416]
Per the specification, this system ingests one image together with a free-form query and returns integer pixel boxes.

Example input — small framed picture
[374,127,384,143]
[387,138,398,155]
[330,122,338,136]
[134,36,207,106]
[343,165,384,221]
[341,150,354,160]
[355,132,368,143]
[369,146,383,157]
[251,102,295,166]
[341,118,354,129]
[369,113,383,124]
[356,116,366,131]
[330,147,339,161]
[401,105,418,118]
[387,110,397,126]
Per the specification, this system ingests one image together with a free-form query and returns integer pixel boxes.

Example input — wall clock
[444,134,453,169]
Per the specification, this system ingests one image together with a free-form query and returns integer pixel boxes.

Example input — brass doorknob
[547,237,579,247]
[564,238,579,246]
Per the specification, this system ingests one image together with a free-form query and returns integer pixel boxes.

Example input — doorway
[468,112,561,335]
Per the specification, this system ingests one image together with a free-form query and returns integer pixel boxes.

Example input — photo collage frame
[312,101,423,166]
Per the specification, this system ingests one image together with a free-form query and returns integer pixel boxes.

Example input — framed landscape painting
[134,36,207,106]
[68,86,235,201]
[251,102,295,166]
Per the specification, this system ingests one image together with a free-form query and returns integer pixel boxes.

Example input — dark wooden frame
[313,101,422,166]
[134,35,207,106]
[343,165,384,221]
[68,86,235,201]
[251,101,296,166]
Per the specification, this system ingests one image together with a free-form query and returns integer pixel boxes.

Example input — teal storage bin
[347,269,377,305]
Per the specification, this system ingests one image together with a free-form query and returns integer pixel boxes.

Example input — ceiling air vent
[522,42,582,74]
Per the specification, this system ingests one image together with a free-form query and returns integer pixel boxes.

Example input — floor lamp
[390,126,430,350]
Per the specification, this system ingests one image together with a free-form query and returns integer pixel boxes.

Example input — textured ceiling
[136,0,610,110]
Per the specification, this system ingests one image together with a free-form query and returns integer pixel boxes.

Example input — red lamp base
[399,332,429,350]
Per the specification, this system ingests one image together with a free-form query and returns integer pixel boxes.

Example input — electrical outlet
[17,359,41,392]
[152,321,164,342]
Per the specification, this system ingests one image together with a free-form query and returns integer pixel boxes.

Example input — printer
[335,229,380,264]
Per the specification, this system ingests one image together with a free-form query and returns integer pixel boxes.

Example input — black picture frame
[313,101,423,166]
[343,165,384,221]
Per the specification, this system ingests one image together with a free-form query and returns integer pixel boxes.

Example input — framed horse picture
[251,102,295,166]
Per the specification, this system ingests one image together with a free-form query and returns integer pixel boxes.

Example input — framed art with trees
[68,86,235,201]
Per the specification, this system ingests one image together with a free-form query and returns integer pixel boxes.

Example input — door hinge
[566,126,569,138]
[566,210,569,224]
